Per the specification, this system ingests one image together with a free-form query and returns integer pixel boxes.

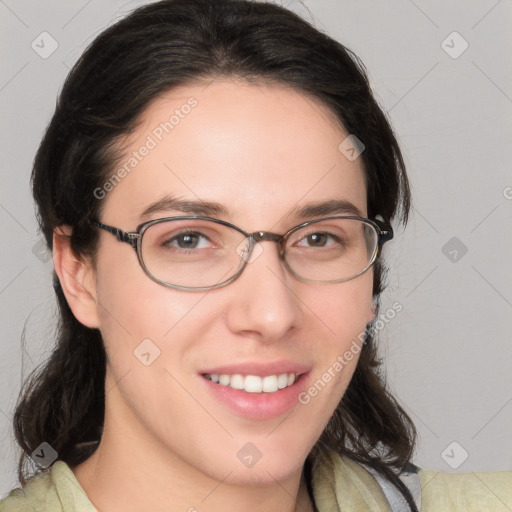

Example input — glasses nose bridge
[246,231,286,261]
[250,230,284,247]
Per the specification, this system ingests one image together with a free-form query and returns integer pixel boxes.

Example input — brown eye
[305,233,328,247]
[296,232,342,248]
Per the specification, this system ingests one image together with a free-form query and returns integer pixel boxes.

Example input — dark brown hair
[14,0,416,508]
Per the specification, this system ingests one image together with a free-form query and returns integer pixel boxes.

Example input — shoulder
[0,468,53,512]
[419,468,512,512]
[310,446,394,511]
[0,461,96,512]
[311,445,512,512]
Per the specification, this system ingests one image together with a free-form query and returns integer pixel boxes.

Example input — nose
[225,240,303,341]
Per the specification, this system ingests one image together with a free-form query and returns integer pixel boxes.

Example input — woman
[1,1,510,511]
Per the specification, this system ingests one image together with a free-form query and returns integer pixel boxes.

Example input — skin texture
[53,78,376,512]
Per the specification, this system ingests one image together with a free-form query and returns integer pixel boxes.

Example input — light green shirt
[1,448,511,511]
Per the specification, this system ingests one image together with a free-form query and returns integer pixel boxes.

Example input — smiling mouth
[202,372,304,393]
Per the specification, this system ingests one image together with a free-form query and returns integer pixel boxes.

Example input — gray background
[1,0,511,496]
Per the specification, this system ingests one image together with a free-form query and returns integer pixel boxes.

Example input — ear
[53,225,100,329]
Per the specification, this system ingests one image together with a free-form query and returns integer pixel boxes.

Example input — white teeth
[229,374,244,390]
[262,375,278,393]
[244,375,263,393]
[219,374,230,386]
[277,374,289,389]
[204,372,299,393]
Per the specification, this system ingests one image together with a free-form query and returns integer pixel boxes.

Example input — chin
[220,459,305,487]
[239,444,309,485]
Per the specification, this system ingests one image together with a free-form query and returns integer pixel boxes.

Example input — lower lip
[200,373,310,421]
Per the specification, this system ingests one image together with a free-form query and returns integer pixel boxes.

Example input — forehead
[102,78,368,227]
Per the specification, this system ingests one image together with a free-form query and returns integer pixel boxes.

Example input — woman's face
[88,78,375,485]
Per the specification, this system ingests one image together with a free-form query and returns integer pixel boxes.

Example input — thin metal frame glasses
[91,215,393,291]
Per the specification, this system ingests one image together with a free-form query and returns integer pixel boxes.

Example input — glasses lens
[284,218,378,282]
[140,219,247,288]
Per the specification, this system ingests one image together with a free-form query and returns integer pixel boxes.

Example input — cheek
[94,265,210,431]
[298,271,373,407]
[308,270,374,343]
[93,248,205,369]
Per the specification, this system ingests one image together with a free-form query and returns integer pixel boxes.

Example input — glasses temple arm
[371,218,394,244]
[91,221,138,248]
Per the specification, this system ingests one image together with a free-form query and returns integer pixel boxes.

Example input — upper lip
[199,360,311,377]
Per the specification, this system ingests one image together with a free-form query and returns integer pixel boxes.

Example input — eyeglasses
[91,215,393,291]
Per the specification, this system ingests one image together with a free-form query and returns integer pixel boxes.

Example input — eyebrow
[138,195,363,221]
[139,195,230,220]
[292,199,364,219]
